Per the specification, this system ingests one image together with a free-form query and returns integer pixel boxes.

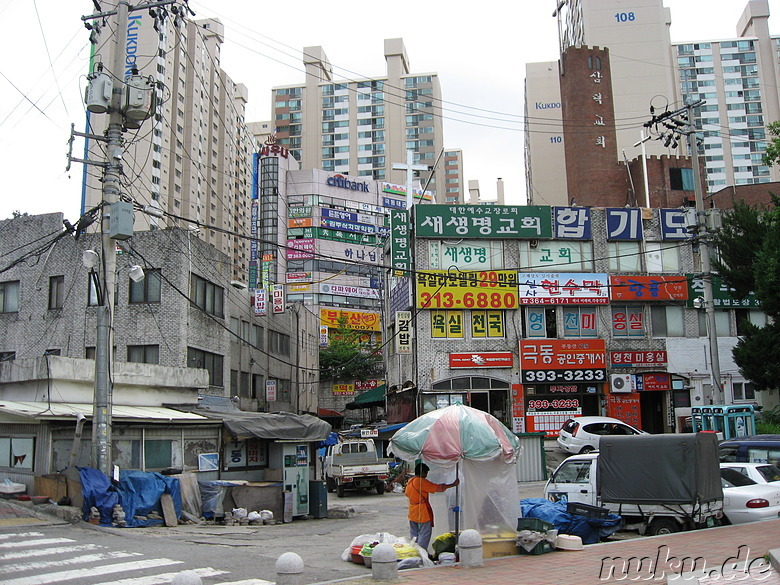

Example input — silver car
[556,416,645,454]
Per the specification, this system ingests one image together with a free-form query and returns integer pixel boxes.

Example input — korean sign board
[395,311,412,354]
[319,283,380,300]
[609,275,688,301]
[519,273,609,305]
[390,210,411,277]
[449,352,513,369]
[416,270,520,309]
[686,274,760,309]
[610,351,668,367]
[271,284,285,314]
[605,208,692,241]
[253,289,267,316]
[415,205,553,239]
[320,308,381,331]
[520,339,607,384]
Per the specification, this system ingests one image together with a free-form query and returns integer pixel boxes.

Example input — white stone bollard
[371,542,398,581]
[171,570,203,585]
[276,551,305,585]
[457,529,483,567]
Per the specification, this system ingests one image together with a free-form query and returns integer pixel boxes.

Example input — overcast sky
[0,0,777,223]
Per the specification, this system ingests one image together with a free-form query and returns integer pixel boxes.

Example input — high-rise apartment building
[271,38,445,199]
[525,0,779,203]
[673,0,780,191]
[443,150,465,203]
[84,15,254,283]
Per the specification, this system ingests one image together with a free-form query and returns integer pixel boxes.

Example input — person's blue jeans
[409,520,433,550]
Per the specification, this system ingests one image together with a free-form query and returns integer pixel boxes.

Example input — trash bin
[308,480,328,519]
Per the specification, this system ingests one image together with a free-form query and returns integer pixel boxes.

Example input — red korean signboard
[610,351,668,367]
[606,393,642,429]
[520,339,606,384]
[449,352,513,369]
[609,275,688,301]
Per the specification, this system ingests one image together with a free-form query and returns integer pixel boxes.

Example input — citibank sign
[327,174,369,192]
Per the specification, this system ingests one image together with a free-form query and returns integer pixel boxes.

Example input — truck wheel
[326,477,335,493]
[648,518,680,535]
[337,484,345,498]
[376,482,386,495]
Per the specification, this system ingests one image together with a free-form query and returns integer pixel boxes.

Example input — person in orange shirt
[405,462,459,551]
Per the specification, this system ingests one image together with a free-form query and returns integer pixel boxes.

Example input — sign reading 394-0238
[521,368,606,384]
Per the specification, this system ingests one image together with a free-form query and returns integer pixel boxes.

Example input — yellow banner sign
[320,309,381,331]
[416,270,519,309]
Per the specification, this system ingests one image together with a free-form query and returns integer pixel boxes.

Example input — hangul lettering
[628,312,643,330]
[446,216,469,234]
[562,278,582,296]
[519,216,541,234]
[496,218,519,234]
[613,312,627,331]
[540,278,561,296]
[471,216,493,235]
[420,216,443,234]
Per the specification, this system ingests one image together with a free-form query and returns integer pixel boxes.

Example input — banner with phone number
[416,270,519,309]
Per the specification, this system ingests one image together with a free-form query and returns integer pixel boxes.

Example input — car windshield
[721,467,757,487]
[756,465,780,482]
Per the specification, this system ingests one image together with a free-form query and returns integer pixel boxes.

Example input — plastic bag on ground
[232,507,247,519]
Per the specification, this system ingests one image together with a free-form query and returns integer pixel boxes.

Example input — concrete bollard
[457,529,483,567]
[171,570,203,585]
[276,551,305,585]
[371,542,398,581]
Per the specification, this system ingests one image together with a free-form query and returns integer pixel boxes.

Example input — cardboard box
[482,537,520,559]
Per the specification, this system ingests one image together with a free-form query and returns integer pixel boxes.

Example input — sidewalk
[383,519,780,585]
[0,498,70,527]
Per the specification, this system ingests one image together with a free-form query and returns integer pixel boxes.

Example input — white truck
[324,439,391,498]
[544,433,724,535]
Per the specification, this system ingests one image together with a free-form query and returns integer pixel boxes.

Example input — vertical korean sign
[253,288,267,316]
[390,210,411,277]
[272,284,285,314]
[395,311,412,354]
[266,380,277,402]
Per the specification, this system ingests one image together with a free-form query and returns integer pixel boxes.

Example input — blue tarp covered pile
[521,498,623,544]
[78,467,182,527]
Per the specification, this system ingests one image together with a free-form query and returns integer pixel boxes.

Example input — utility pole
[643,100,723,402]
[78,1,171,476]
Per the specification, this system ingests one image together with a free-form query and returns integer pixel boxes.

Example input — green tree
[319,315,383,382]
[711,196,780,390]
[763,121,780,168]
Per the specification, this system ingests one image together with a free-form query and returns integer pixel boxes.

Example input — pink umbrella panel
[389,404,521,465]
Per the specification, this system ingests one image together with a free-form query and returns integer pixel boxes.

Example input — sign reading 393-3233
[521,368,606,384]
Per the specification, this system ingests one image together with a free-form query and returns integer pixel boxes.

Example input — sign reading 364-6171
[522,368,606,383]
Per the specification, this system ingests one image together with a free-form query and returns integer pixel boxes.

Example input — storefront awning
[0,401,211,423]
[346,384,387,410]
[317,408,344,418]
[194,410,332,442]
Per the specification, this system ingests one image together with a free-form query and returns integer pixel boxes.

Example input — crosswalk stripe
[2,558,184,585]
[0,538,75,549]
[92,567,228,585]
[0,531,45,540]
[214,580,274,585]
[0,544,106,561]
[4,551,142,574]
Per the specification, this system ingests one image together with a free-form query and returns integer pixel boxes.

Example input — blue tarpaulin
[78,467,182,528]
[520,498,623,544]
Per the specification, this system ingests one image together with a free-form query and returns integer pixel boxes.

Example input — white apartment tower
[272,39,445,199]
[673,0,780,191]
[84,13,254,283]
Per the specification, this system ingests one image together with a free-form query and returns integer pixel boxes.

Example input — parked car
[720,462,780,486]
[556,416,646,454]
[720,466,780,525]
[718,434,780,468]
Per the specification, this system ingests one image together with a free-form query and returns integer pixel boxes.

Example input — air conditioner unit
[610,374,633,393]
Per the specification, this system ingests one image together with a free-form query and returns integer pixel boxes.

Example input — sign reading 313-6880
[521,368,606,384]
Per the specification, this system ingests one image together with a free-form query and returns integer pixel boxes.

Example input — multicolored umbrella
[389,404,521,465]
